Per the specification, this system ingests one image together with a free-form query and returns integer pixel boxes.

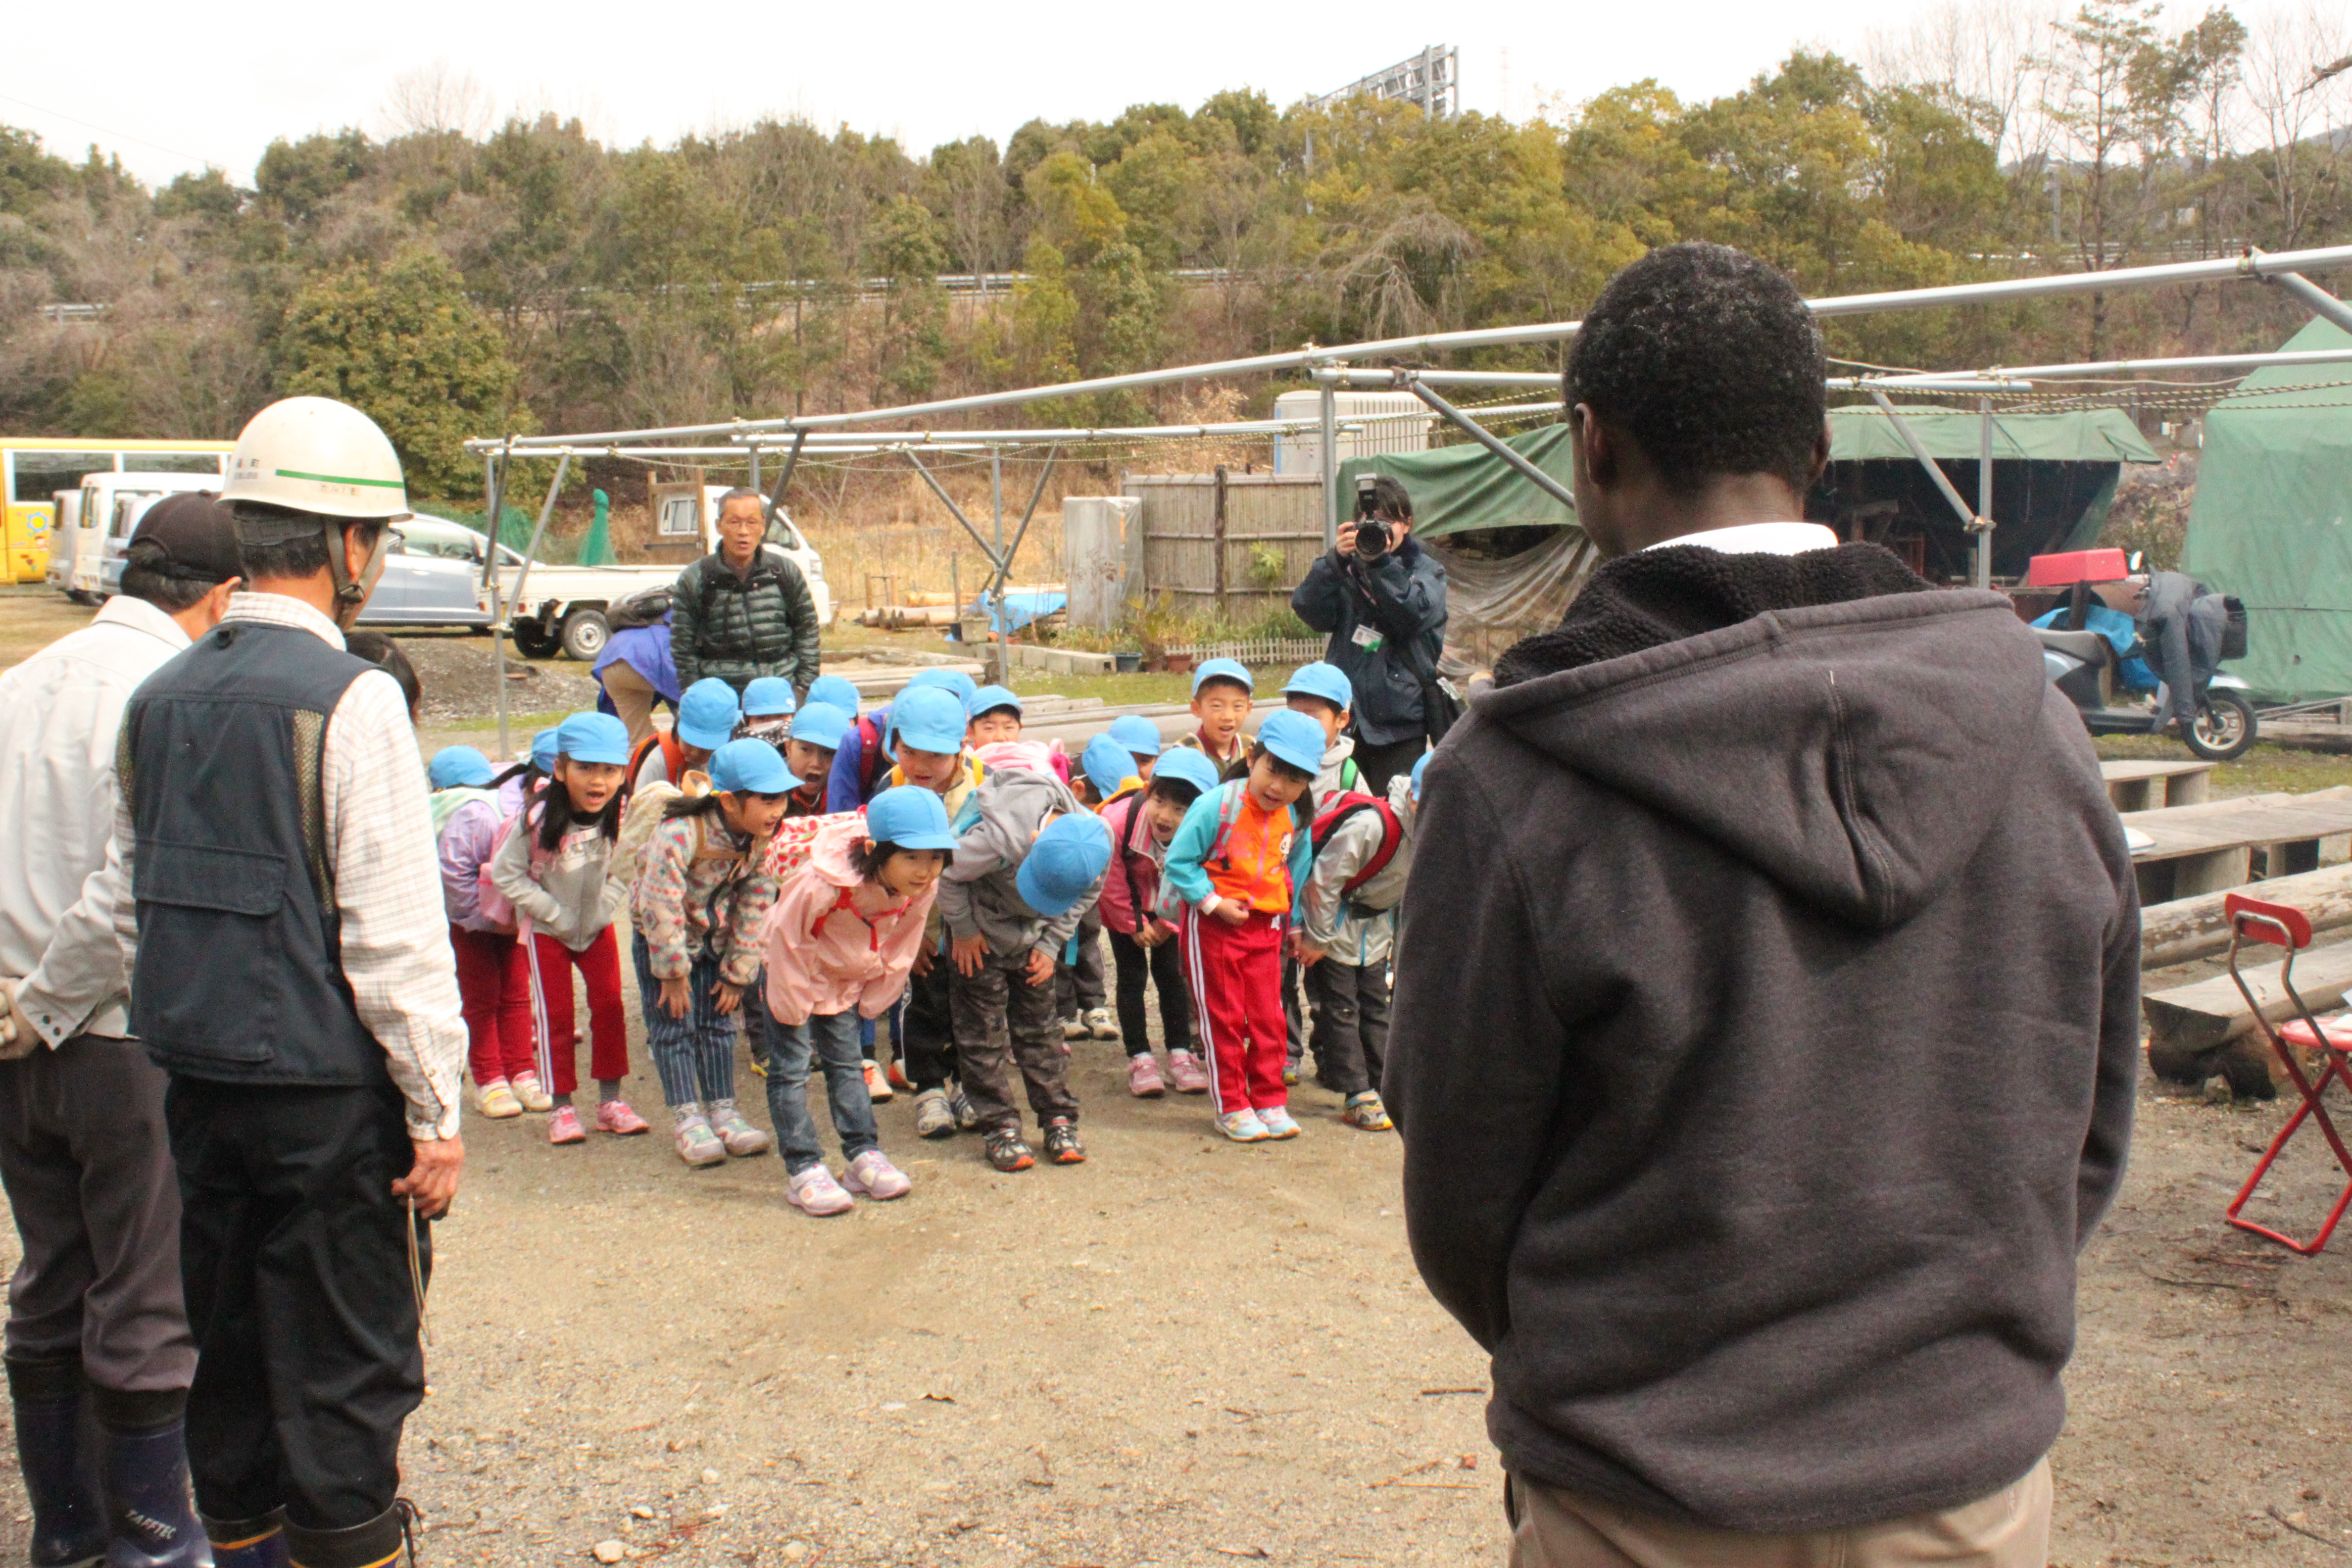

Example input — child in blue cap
[637,677,741,796]
[489,711,649,1146]
[966,685,1025,749]
[1107,713,1164,783]
[1096,746,1220,1097]
[1177,657,1254,778]
[936,751,1111,1172]
[1054,733,1138,1042]
[804,673,862,716]
[630,738,794,1168]
[779,701,849,820]
[736,675,797,747]
[1161,708,1324,1142]
[1293,746,1424,1131]
[1274,659,1362,1083]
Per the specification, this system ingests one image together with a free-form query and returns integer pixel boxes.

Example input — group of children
[425,654,1425,1211]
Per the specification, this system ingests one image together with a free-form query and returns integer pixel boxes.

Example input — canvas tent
[1336,409,2157,673]
[2182,318,2352,704]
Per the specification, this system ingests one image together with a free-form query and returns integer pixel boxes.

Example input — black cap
[125,493,242,585]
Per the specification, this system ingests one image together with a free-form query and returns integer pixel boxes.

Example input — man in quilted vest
[668,490,822,699]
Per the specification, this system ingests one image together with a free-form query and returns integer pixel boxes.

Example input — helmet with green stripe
[222,396,411,615]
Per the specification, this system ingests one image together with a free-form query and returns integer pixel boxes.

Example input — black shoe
[6,1355,105,1568]
[96,1408,205,1566]
[984,1130,1035,1172]
[1041,1118,1086,1165]
[201,1510,291,1568]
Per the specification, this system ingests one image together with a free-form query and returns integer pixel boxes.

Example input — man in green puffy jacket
[669,489,823,697]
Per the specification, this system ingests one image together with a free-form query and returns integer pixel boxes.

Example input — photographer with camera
[1290,475,1449,797]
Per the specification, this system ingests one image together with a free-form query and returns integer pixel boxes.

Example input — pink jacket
[1094,791,1173,937]
[761,815,937,1025]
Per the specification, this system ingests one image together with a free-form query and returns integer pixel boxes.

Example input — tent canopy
[2182,317,2352,703]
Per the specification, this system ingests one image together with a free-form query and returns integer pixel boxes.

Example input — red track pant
[525,926,630,1096]
[1180,905,1287,1114]
[450,924,536,1087]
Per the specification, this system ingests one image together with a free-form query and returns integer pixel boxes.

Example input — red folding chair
[2221,892,2352,1254]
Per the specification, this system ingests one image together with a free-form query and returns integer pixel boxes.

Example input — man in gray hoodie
[1385,243,2140,1568]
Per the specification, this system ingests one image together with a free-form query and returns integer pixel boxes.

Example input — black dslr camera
[1352,475,1390,561]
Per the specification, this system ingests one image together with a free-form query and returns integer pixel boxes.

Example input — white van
[71,473,229,598]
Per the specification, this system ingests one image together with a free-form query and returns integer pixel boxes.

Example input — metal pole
[1975,397,1995,590]
[484,446,510,759]
[903,451,1005,564]
[992,446,1061,609]
[2264,267,2352,336]
[748,445,760,494]
[1870,345,2352,386]
[990,448,1009,687]
[504,451,573,619]
[762,430,807,534]
[1319,379,1340,550]
[1403,381,1579,512]
[1865,392,1981,536]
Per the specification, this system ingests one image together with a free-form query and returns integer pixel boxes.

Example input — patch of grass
[1008,671,1193,707]
[0,587,97,676]
[2094,735,2352,800]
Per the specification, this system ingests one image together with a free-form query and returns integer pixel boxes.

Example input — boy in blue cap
[779,701,848,819]
[966,685,1025,749]
[866,684,983,1118]
[1108,714,1164,782]
[804,673,862,715]
[823,666,972,812]
[1274,660,1363,1082]
[635,677,740,795]
[1177,657,1254,778]
[1052,735,1134,1042]
[1162,708,1323,1142]
[736,676,796,747]
[937,753,1111,1172]
[1294,751,1425,1131]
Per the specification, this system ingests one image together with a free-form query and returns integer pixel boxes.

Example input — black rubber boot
[91,1388,205,1568]
[282,1503,413,1568]
[201,1511,291,1568]
[6,1354,107,1568]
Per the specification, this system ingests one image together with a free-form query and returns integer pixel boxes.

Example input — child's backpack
[854,712,890,800]
[618,768,709,881]
[1310,791,1404,901]
[762,808,865,880]
[628,730,684,792]
[474,804,549,932]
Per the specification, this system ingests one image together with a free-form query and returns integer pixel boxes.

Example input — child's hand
[1024,948,1056,987]
[712,980,743,1016]
[1212,901,1248,926]
[658,977,692,1019]
[911,943,935,977]
[952,934,988,977]
[1134,921,1169,949]
[1292,939,1328,968]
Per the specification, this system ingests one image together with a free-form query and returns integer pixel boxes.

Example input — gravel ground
[391,632,604,736]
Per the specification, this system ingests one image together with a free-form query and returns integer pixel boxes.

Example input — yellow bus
[4,438,234,587]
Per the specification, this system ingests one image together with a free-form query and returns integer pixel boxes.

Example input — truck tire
[560,607,611,662]
[510,619,561,660]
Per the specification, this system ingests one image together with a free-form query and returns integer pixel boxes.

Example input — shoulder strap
[1342,800,1404,896]
[857,714,887,795]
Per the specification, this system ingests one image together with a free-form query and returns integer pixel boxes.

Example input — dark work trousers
[0,1035,194,1392]
[899,948,957,1093]
[1305,957,1392,1098]
[1108,929,1190,1059]
[950,948,1077,1136]
[1351,735,1425,799]
[1053,906,1107,1019]
[166,1078,426,1531]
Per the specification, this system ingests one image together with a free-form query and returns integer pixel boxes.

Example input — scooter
[2025,550,2259,763]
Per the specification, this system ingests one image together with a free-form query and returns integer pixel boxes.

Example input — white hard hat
[222,396,409,529]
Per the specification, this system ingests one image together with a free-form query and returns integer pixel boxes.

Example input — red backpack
[1309,791,1403,898]
[854,712,890,799]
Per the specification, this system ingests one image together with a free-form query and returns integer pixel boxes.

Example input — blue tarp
[961,591,1066,634]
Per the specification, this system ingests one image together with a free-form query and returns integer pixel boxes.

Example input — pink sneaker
[1165,1049,1210,1094]
[842,1149,912,1200]
[547,1105,587,1145]
[785,1164,854,1216]
[1127,1054,1165,1098]
[596,1100,650,1136]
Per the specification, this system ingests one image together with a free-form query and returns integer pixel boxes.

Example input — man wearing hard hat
[107,396,469,1568]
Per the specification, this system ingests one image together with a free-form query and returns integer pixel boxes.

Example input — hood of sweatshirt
[808,814,868,888]
[1478,557,2047,932]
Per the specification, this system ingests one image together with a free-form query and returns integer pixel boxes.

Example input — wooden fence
[1124,471,1324,621]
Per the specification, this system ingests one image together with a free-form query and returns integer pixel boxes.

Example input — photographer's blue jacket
[1290,537,1447,747]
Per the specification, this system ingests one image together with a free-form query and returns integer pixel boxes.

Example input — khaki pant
[600,659,662,751]
[1509,1458,2051,1568]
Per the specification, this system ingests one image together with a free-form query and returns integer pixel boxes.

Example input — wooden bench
[2100,758,2213,811]
[2124,787,2352,905]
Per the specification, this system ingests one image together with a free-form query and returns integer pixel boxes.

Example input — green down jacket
[668,547,822,694]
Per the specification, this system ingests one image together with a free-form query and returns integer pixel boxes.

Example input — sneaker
[1217,1109,1270,1143]
[547,1105,587,1145]
[744,1051,768,1079]
[984,1130,1035,1172]
[1127,1054,1166,1098]
[674,1114,727,1169]
[1342,1091,1394,1131]
[596,1100,650,1136]
[1165,1050,1210,1095]
[863,1060,893,1102]
[1061,1016,1089,1040]
[1041,1118,1085,1164]
[710,1107,772,1157]
[843,1149,912,1200]
[1084,1007,1120,1040]
[510,1073,554,1113]
[1259,1106,1301,1140]
[784,1163,854,1216]
[947,1085,979,1131]
[1281,1062,1301,1087]
[913,1087,957,1140]
[475,1079,523,1119]
[886,1057,913,1092]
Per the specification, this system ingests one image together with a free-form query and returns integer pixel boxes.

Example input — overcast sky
[11,0,2010,188]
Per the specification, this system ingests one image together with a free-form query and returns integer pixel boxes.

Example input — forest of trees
[3,0,2351,502]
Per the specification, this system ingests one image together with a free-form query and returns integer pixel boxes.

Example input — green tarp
[1824,406,2158,464]
[2182,318,2352,704]
[1336,426,1575,540]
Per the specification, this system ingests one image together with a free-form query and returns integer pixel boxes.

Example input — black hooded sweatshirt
[1385,542,2140,1533]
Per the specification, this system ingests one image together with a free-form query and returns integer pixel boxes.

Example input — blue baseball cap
[906,667,977,705]
[805,675,861,715]
[530,727,560,773]
[1107,714,1161,754]
[864,785,959,852]
[742,677,796,718]
[1081,734,1134,799]
[677,678,742,749]
[1411,750,1431,800]
[967,684,1023,720]
[890,686,967,754]
[789,701,850,750]
[1151,747,1221,798]
[1015,814,1111,917]
[707,737,793,795]
[1281,661,1353,712]
[1254,709,1326,776]
[556,711,631,767]
[429,745,495,789]
[1191,657,1252,696]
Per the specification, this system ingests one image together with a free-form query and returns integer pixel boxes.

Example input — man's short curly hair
[1566,243,1826,495]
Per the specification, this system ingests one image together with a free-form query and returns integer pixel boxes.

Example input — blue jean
[760,999,880,1175]
[631,933,736,1110]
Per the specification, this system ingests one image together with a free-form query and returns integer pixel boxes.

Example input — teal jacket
[1159,780,1313,924]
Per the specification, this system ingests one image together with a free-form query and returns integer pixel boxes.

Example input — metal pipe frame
[762,431,806,534]
[1867,391,1983,538]
[480,244,2352,450]
[1976,396,1996,590]
[1404,381,1580,513]
[1873,345,2352,386]
[1319,381,1339,550]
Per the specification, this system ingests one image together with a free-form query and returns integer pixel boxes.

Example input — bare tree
[1867,0,2061,166]
[2243,3,2352,249]
[383,61,494,139]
